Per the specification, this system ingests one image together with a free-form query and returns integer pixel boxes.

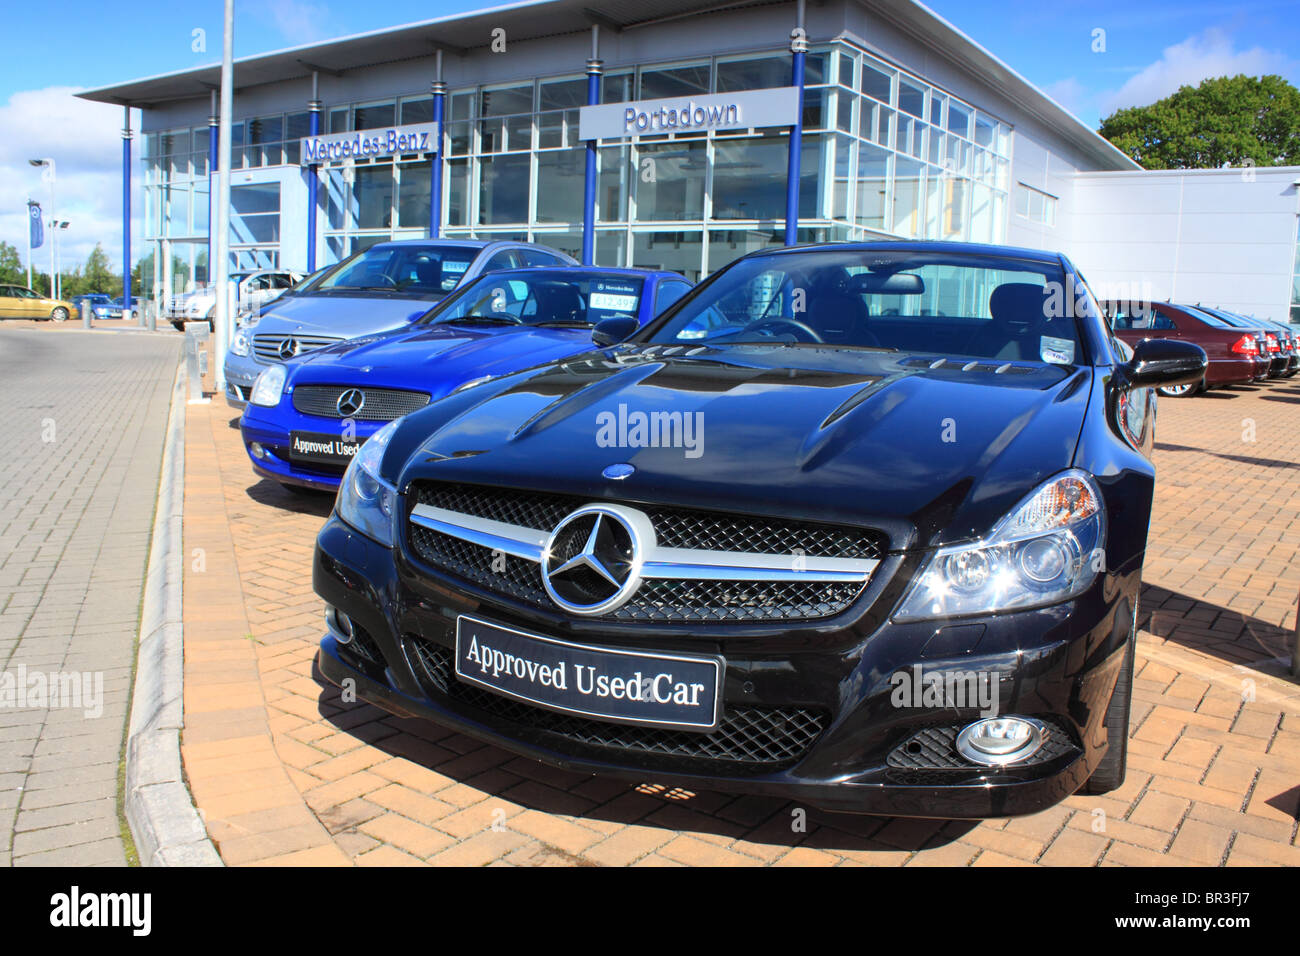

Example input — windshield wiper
[529,320,592,329]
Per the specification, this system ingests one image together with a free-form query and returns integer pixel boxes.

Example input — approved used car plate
[288,430,360,466]
[454,616,723,732]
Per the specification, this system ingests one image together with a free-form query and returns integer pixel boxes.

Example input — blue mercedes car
[223,238,576,407]
[240,267,692,492]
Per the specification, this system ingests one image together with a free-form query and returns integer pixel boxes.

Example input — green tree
[1099,74,1300,170]
[82,243,117,293]
[0,241,24,285]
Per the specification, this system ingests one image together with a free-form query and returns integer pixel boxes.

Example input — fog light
[955,716,1046,766]
[325,607,354,645]
[250,442,266,460]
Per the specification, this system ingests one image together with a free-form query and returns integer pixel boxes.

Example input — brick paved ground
[181,376,1300,867]
[0,325,181,866]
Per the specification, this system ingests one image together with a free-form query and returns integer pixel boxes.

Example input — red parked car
[1104,301,1264,395]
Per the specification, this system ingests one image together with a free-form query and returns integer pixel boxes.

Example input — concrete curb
[125,359,223,867]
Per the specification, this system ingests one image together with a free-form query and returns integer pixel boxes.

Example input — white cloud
[0,86,141,277]
[1101,27,1296,114]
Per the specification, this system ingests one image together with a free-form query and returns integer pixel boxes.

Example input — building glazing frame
[139,37,1012,288]
[86,0,1300,325]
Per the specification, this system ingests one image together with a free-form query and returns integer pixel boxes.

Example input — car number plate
[288,430,360,465]
[454,616,723,732]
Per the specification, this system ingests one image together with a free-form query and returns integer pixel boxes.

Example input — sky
[1,0,1296,276]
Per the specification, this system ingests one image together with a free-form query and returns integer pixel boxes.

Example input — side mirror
[1122,338,1207,390]
[592,315,639,347]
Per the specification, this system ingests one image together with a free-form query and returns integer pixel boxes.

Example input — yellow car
[0,284,80,322]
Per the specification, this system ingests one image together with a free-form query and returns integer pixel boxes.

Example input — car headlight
[232,328,251,356]
[249,365,286,407]
[336,421,399,547]
[893,469,1106,621]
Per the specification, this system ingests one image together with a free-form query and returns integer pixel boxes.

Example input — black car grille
[292,385,430,421]
[336,622,389,682]
[252,333,342,362]
[406,482,887,622]
[404,636,824,772]
[886,720,1077,771]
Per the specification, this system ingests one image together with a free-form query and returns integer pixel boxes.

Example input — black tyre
[1081,602,1137,794]
[50,307,69,323]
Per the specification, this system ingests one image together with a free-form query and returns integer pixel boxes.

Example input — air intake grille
[406,483,886,622]
[252,333,342,362]
[404,636,824,772]
[292,385,430,420]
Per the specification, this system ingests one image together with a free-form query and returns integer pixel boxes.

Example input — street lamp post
[28,158,55,296]
[54,221,70,300]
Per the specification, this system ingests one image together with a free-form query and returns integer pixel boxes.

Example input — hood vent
[902,357,1036,375]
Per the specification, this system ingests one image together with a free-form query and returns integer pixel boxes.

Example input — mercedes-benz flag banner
[28,202,43,250]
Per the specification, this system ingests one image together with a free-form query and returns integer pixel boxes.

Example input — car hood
[390,345,1094,549]
[289,323,604,397]
[252,293,439,338]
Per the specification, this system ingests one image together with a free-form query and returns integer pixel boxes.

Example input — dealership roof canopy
[76,0,1138,170]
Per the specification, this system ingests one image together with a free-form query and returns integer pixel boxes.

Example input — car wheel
[50,307,68,323]
[1156,380,1199,397]
[1081,600,1137,795]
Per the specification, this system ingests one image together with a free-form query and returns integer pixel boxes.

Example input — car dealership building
[80,0,1300,323]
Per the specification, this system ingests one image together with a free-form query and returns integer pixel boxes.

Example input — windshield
[647,249,1079,364]
[421,271,645,328]
[313,244,479,297]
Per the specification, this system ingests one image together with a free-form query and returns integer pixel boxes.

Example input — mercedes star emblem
[542,505,650,615]
[277,338,299,360]
[336,388,365,417]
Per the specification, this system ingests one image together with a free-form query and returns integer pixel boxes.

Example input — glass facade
[141,39,1013,290]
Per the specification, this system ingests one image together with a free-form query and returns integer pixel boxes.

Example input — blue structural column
[429,76,446,238]
[122,106,133,314]
[784,7,808,246]
[208,90,218,283]
[307,73,321,271]
[581,27,602,265]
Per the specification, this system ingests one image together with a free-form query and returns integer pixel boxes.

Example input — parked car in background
[241,267,691,491]
[312,241,1207,817]
[163,269,302,331]
[1193,306,1285,379]
[1104,300,1262,395]
[81,293,116,319]
[240,264,337,326]
[0,284,80,322]
[108,296,141,321]
[1257,318,1298,377]
[221,238,576,407]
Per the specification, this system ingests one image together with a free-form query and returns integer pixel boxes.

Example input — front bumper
[223,350,266,409]
[312,515,1137,818]
[240,402,388,491]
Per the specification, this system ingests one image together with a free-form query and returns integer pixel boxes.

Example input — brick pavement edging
[124,360,222,866]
